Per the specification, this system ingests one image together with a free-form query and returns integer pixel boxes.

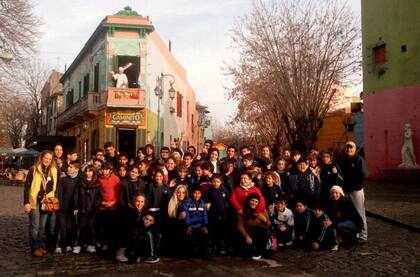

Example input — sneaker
[101,245,108,251]
[72,246,81,254]
[286,241,293,247]
[278,243,284,247]
[145,256,160,263]
[86,245,96,253]
[331,245,339,251]
[65,246,72,253]
[220,249,227,255]
[115,248,129,262]
[135,257,141,263]
[252,255,262,260]
[357,238,368,244]
[54,247,62,254]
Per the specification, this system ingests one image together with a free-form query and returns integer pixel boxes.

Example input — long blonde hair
[34,150,57,171]
[168,185,188,219]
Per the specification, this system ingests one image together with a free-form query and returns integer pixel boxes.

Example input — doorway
[117,128,136,159]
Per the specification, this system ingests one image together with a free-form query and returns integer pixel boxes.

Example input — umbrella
[12,148,40,157]
[0,147,11,155]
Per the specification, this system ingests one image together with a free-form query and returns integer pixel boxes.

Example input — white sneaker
[72,246,81,254]
[252,255,262,260]
[65,246,72,253]
[115,248,129,262]
[54,247,62,254]
[286,241,293,247]
[86,245,96,253]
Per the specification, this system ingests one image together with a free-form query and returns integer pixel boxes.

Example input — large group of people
[23,139,368,263]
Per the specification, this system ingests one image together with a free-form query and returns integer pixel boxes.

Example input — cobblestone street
[1,184,419,276]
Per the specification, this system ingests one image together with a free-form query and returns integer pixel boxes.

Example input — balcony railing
[56,88,145,128]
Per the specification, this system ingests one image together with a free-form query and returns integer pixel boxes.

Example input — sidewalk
[365,181,420,229]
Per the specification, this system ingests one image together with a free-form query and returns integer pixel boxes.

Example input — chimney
[169,40,172,52]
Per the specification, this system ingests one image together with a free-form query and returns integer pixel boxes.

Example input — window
[66,89,74,109]
[78,81,82,99]
[94,63,99,92]
[374,45,386,65]
[191,114,194,137]
[373,44,387,75]
[113,56,140,88]
[176,91,182,118]
[187,101,190,123]
[83,73,90,96]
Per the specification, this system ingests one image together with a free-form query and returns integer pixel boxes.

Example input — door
[117,128,136,159]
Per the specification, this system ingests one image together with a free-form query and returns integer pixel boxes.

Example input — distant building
[55,7,202,160]
[362,0,420,180]
[40,70,64,136]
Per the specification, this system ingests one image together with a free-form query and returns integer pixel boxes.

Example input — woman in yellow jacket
[23,150,58,257]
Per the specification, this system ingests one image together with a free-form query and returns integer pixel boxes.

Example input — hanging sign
[106,110,146,126]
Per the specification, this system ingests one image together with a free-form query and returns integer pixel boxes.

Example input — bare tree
[1,96,29,148]
[0,0,41,62]
[226,0,360,152]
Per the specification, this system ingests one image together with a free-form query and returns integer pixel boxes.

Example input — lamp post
[83,122,89,163]
[154,73,176,151]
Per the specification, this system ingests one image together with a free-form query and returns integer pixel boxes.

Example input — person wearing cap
[325,186,363,245]
[338,141,368,242]
[237,193,271,260]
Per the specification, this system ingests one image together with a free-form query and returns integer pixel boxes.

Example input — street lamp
[154,73,176,150]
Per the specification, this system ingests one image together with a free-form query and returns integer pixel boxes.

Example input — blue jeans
[29,204,48,251]
[336,220,358,238]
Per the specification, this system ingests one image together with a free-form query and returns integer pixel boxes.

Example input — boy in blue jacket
[182,187,210,260]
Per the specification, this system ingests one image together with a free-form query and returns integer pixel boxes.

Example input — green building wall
[362,0,420,93]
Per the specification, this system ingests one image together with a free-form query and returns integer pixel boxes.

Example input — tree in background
[226,0,360,152]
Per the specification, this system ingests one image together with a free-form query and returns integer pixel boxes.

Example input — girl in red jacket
[231,172,266,215]
[97,162,121,253]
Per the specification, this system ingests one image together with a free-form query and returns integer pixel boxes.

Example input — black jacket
[326,196,363,231]
[204,186,230,218]
[119,178,146,209]
[320,163,344,201]
[339,155,368,193]
[261,184,284,207]
[289,170,321,207]
[57,174,80,212]
[75,179,102,216]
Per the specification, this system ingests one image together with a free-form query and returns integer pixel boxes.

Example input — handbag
[40,170,59,212]
[41,196,60,212]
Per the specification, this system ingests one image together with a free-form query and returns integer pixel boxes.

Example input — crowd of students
[23,139,368,262]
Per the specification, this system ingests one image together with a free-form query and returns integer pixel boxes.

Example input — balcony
[57,88,145,129]
[57,91,101,128]
[106,87,145,108]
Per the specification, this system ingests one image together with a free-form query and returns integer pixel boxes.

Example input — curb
[366,210,420,234]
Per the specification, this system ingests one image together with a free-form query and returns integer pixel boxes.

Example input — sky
[33,0,361,124]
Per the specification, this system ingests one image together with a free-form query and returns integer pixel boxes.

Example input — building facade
[362,0,420,180]
[40,70,64,136]
[56,7,200,160]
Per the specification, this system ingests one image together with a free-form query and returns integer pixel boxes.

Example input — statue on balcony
[110,62,133,88]
[399,123,419,169]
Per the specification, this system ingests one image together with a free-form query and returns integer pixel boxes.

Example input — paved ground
[365,181,420,228]
[1,184,420,276]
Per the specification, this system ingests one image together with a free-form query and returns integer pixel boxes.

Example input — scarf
[29,165,58,209]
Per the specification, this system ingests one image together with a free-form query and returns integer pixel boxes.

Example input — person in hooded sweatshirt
[116,165,146,262]
[73,165,102,254]
[55,161,81,254]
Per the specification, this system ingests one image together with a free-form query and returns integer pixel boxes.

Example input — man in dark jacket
[338,141,368,242]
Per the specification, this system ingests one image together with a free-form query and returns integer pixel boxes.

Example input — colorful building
[40,70,63,136]
[56,7,200,160]
[362,0,420,180]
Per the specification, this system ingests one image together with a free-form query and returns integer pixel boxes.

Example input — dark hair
[295,198,307,206]
[154,168,165,177]
[129,165,139,172]
[243,153,254,161]
[93,148,104,156]
[83,164,98,183]
[307,154,318,161]
[178,164,188,172]
[161,146,170,152]
[183,152,194,159]
[201,161,214,173]
[296,158,307,165]
[104,141,115,149]
[145,144,154,151]
[139,160,150,166]
[205,139,213,146]
[277,196,287,204]
[67,148,78,155]
[102,162,114,170]
[209,147,219,156]
[240,145,249,152]
[119,152,129,159]
[187,145,196,153]
[240,171,252,179]
[137,147,145,154]
[227,145,237,151]
[92,158,103,166]
[68,160,81,170]
[211,173,223,182]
